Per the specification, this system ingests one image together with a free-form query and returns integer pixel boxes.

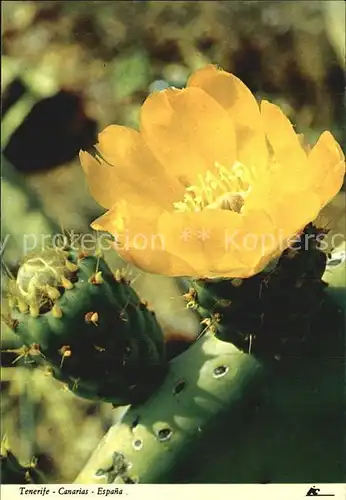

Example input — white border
[1,484,345,500]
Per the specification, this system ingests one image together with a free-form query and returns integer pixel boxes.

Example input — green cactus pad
[7,247,168,405]
[74,333,265,484]
[180,223,333,359]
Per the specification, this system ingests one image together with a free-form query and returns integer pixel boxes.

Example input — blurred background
[1,0,345,483]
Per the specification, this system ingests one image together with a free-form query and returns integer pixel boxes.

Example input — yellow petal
[214,209,276,275]
[92,194,311,279]
[91,205,202,276]
[188,65,268,173]
[308,131,345,206]
[244,176,322,256]
[91,190,320,279]
[157,210,248,277]
[80,125,183,209]
[117,246,199,277]
[91,203,250,278]
[267,191,321,244]
[79,150,119,209]
[140,86,237,187]
[90,193,148,235]
[260,100,310,190]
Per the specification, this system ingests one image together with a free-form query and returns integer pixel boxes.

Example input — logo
[306,486,335,497]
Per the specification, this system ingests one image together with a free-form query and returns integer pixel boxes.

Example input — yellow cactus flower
[80,65,345,279]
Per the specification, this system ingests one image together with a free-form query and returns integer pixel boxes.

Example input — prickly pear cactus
[181,223,331,359]
[75,332,264,484]
[6,247,168,405]
[73,228,345,485]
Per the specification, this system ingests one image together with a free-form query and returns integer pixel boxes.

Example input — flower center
[173,161,252,213]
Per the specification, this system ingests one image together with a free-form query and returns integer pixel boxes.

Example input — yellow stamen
[173,161,252,213]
